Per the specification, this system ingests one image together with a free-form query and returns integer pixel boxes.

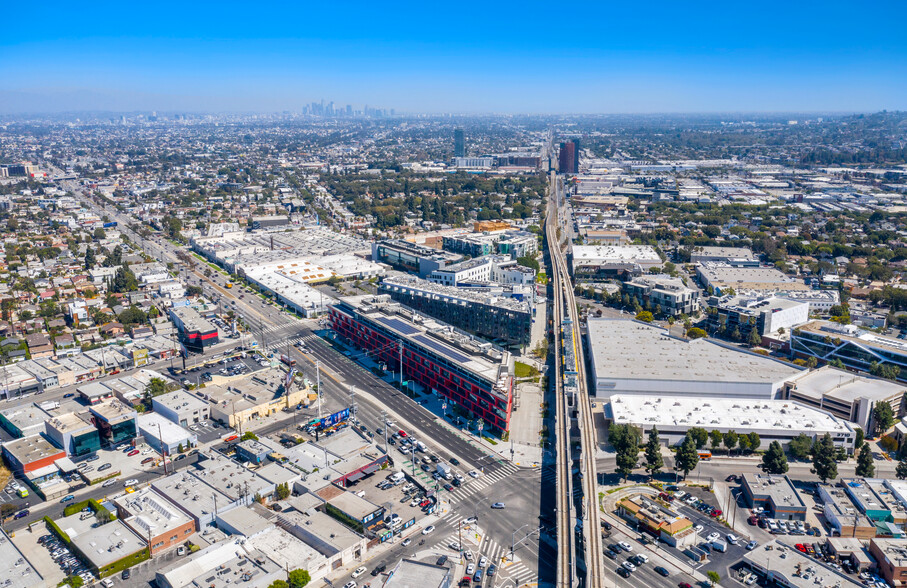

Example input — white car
[706,532,720,543]
[422,525,435,535]
[463,516,477,525]
[727,533,739,545]
[468,470,481,478]
[618,541,632,551]
[635,554,648,563]
[746,541,759,551]
[694,524,704,533]
[345,582,356,588]
[466,564,476,575]
[351,567,367,579]
[402,538,411,547]
[449,541,461,551]
[674,490,686,499]
[123,478,138,487]
[622,561,636,572]
[479,556,488,568]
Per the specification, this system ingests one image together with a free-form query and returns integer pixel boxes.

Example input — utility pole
[158,422,168,475]
[381,410,389,453]
[316,360,322,420]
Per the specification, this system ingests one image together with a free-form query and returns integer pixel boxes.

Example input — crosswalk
[446,462,521,504]
[428,511,537,585]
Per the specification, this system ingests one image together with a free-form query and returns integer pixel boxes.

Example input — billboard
[310,408,350,430]
[132,348,149,367]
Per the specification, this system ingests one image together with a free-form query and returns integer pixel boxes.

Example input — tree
[688,427,708,449]
[635,311,654,323]
[0,503,16,518]
[806,356,818,369]
[674,434,700,479]
[118,306,147,326]
[615,430,639,482]
[276,482,291,500]
[241,431,259,441]
[747,432,761,453]
[874,402,896,436]
[288,569,311,588]
[738,435,751,454]
[856,445,876,477]
[709,430,723,452]
[268,582,290,588]
[897,455,907,480]
[144,377,168,401]
[761,441,789,474]
[706,571,721,588]
[84,247,96,270]
[516,255,540,273]
[93,227,106,240]
[723,430,738,456]
[789,433,813,460]
[747,328,763,347]
[854,428,865,452]
[111,264,138,293]
[686,327,707,339]
[811,433,839,483]
[644,427,664,476]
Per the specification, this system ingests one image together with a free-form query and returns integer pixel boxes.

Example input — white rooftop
[572,245,662,264]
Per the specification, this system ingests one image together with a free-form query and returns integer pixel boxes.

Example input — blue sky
[2,0,906,113]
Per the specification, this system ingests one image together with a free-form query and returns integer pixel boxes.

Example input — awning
[346,471,365,483]
[362,464,380,476]
[56,457,78,473]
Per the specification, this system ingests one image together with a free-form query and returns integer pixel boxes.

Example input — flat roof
[385,559,452,588]
[192,452,272,500]
[328,491,381,520]
[136,413,194,445]
[89,397,136,425]
[70,519,147,569]
[277,509,362,555]
[46,411,96,435]
[151,471,232,521]
[153,390,209,413]
[115,487,193,537]
[0,527,42,588]
[788,366,906,404]
[245,525,325,572]
[743,539,863,588]
[0,403,52,434]
[382,274,531,313]
[572,244,661,264]
[698,262,807,289]
[743,473,807,510]
[691,246,756,260]
[797,320,907,357]
[2,434,65,464]
[587,319,802,385]
[609,395,852,436]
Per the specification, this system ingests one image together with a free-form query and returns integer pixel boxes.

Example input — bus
[698,451,712,461]
[225,282,233,289]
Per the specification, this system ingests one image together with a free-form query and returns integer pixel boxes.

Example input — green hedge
[97,546,150,578]
[44,516,71,544]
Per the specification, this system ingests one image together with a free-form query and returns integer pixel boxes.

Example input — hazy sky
[2,0,906,114]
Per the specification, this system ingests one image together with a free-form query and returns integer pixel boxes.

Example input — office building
[1,434,66,476]
[428,255,535,287]
[114,487,196,555]
[559,141,578,174]
[69,519,148,578]
[454,128,465,158]
[152,390,210,427]
[615,495,695,548]
[741,474,808,521]
[782,366,906,433]
[607,395,855,451]
[88,398,137,446]
[586,319,803,400]
[571,245,663,279]
[696,262,809,296]
[841,479,901,528]
[251,215,290,230]
[453,157,494,169]
[705,294,810,339]
[0,403,53,438]
[169,306,218,351]
[329,296,513,435]
[136,412,197,455]
[46,412,101,457]
[205,371,312,429]
[235,439,272,464]
[379,274,533,348]
[623,276,699,317]
[868,539,907,586]
[371,240,461,278]
[791,321,907,384]
[442,230,538,260]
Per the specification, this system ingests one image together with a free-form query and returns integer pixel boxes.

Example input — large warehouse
[586,319,803,400]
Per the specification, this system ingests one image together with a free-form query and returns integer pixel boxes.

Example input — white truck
[436,463,452,479]
[388,471,406,484]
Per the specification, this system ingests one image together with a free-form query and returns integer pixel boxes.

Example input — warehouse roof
[587,319,802,384]
[787,366,905,404]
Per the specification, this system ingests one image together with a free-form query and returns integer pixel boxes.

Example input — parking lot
[178,352,264,385]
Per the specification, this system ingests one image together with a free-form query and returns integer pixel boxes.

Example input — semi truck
[436,463,452,479]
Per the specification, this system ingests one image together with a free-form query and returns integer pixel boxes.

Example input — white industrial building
[586,319,803,400]
[571,245,663,279]
[152,390,210,427]
[606,394,856,451]
[137,412,197,455]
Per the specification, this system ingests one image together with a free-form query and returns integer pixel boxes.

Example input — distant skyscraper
[572,138,580,173]
[559,141,577,174]
[454,129,466,158]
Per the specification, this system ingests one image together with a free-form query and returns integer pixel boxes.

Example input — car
[449,541,462,551]
[459,577,472,587]
[706,533,720,543]
[711,508,722,518]
[655,566,670,577]
[491,502,505,509]
[124,487,135,493]
[86,454,99,462]
[635,553,648,563]
[748,515,758,525]
[345,582,357,588]
[616,567,630,578]
[694,524,704,533]
[468,470,481,478]
[443,483,454,491]
[618,541,632,551]
[746,541,759,550]
[678,584,692,588]
[473,570,483,583]
[726,475,738,482]
[604,550,616,560]
[463,516,477,525]
[622,561,636,572]
[398,430,408,437]
[463,551,473,561]
[450,458,460,466]
[422,525,435,535]
[103,479,117,487]
[795,544,807,553]
[402,538,412,546]
[674,490,686,499]
[13,509,29,519]
[126,449,139,457]
[352,567,367,579]
[141,457,154,465]
[466,564,476,575]
[123,478,138,487]
[479,556,488,568]
[602,521,612,530]
[371,564,386,576]
[98,463,112,471]
[60,495,75,503]
[436,555,449,567]
[63,393,75,398]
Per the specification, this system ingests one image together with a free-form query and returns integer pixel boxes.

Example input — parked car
[127,449,139,457]
[60,495,75,503]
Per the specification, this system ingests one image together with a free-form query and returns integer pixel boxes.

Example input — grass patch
[482,436,498,445]
[514,361,540,379]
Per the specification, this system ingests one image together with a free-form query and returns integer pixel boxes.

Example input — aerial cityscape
[2,3,907,588]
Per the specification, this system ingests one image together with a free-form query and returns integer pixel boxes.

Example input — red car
[127,449,139,457]
[225,435,239,442]
[748,516,758,526]
[398,430,408,438]
[679,584,693,588]
[141,457,154,464]
[795,544,807,553]
[658,492,674,502]
[711,509,722,517]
